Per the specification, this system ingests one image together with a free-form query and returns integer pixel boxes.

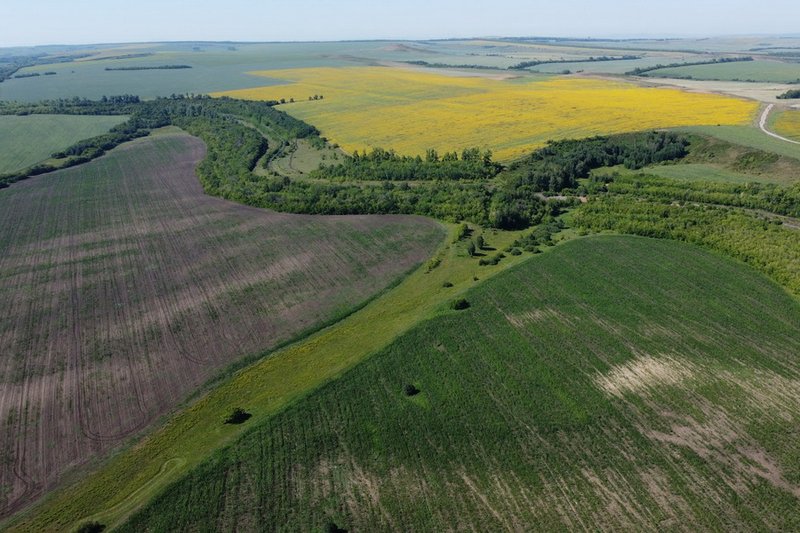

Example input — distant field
[0,131,444,519]
[119,236,800,531]
[0,114,125,173]
[645,60,800,83]
[773,109,800,141]
[0,41,367,102]
[216,66,758,161]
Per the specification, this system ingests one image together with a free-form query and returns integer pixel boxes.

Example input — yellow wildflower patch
[216,67,758,161]
[773,108,800,142]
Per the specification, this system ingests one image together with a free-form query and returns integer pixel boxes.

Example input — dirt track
[759,104,800,145]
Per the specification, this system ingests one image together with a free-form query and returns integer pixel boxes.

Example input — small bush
[510,248,522,256]
[75,522,106,533]
[425,257,441,272]
[456,223,471,240]
[479,254,503,266]
[442,281,453,288]
[403,384,420,396]
[451,298,470,310]
[224,407,252,425]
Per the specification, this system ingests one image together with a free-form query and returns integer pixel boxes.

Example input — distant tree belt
[401,61,497,70]
[0,52,90,83]
[627,56,754,76]
[105,65,192,71]
[777,89,800,99]
[509,55,640,70]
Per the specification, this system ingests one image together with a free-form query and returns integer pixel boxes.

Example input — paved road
[759,104,800,145]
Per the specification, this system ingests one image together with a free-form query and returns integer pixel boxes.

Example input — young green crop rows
[119,236,800,532]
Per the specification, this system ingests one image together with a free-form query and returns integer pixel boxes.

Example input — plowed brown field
[0,131,444,517]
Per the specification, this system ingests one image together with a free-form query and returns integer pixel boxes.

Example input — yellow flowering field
[773,108,800,141]
[216,67,758,161]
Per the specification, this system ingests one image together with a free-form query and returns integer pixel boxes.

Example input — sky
[2,0,800,48]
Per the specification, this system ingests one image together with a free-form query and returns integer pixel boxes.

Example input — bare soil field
[637,76,799,103]
[0,131,444,518]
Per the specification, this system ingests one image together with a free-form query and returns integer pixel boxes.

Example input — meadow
[215,67,758,161]
[0,130,443,521]
[119,236,800,531]
[0,114,125,173]
[636,130,800,185]
[773,108,800,142]
[643,59,800,83]
[681,124,800,161]
[617,163,761,184]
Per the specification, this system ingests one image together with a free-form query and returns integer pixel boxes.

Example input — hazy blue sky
[2,0,799,47]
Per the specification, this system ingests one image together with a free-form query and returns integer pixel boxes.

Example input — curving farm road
[759,104,800,145]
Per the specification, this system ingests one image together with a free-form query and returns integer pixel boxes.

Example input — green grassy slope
[0,114,125,173]
[120,236,800,532]
[680,125,800,161]
[594,131,800,185]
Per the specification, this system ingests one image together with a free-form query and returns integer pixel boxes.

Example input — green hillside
[120,236,800,532]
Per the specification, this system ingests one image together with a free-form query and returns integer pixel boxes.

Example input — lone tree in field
[324,522,345,533]
[467,240,476,257]
[476,235,485,250]
[404,383,420,396]
[451,298,470,310]
[224,407,252,425]
[75,522,106,533]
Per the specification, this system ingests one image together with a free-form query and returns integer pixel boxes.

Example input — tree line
[312,147,501,181]
[627,56,753,76]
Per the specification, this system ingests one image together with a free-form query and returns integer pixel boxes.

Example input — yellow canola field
[216,67,758,161]
[773,109,800,142]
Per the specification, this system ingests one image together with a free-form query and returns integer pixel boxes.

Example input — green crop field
[0,42,369,102]
[645,59,800,83]
[0,130,444,522]
[0,114,125,173]
[118,236,800,531]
